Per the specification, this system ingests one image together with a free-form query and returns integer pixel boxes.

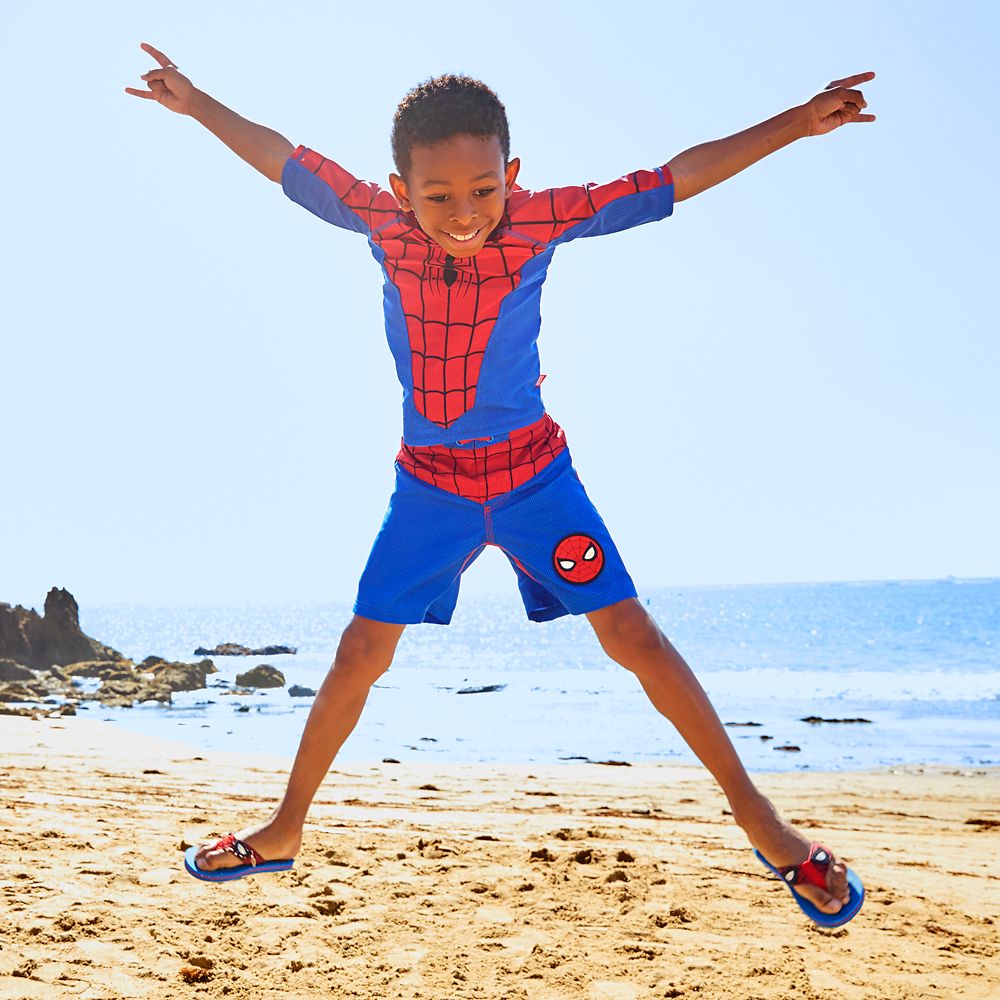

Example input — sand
[0,716,997,1000]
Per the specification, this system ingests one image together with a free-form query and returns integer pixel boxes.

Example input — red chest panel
[378,234,543,427]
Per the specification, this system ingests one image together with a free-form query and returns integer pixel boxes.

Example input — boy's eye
[476,187,496,197]
[427,194,448,203]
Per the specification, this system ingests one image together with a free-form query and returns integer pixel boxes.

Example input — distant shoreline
[71,574,1000,608]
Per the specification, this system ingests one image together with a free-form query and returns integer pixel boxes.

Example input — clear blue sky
[2,1,997,606]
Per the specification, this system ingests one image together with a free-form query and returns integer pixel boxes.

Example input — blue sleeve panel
[552,170,675,245]
[281,154,372,236]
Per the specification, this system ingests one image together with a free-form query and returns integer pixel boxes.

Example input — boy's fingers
[822,105,874,130]
[140,42,176,69]
[826,71,875,90]
[825,88,867,109]
[125,87,156,100]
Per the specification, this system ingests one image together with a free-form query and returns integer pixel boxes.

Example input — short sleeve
[281,145,402,236]
[505,166,674,246]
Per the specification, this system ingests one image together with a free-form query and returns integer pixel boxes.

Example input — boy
[127,44,874,925]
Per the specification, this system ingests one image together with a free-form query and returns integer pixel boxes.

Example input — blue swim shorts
[354,449,637,625]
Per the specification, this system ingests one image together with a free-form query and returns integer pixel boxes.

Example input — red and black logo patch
[553,534,604,584]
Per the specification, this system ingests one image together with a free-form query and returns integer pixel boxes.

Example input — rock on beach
[235,664,286,689]
[144,659,218,693]
[0,588,229,711]
[194,643,297,657]
[0,588,127,670]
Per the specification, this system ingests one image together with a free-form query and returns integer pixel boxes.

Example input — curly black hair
[391,74,510,176]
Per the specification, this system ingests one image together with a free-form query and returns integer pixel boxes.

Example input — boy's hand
[125,43,195,115]
[124,43,292,181]
[803,72,877,136]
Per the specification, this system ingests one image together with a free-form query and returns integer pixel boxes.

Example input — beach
[1,717,997,999]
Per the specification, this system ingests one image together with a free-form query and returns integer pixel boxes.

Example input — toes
[829,858,851,904]
[192,848,214,870]
[797,883,843,914]
[194,843,229,870]
[202,851,232,872]
[819,892,844,914]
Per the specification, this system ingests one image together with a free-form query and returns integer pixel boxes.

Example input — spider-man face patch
[553,534,604,584]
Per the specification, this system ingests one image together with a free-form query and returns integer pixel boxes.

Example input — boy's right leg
[192,614,406,873]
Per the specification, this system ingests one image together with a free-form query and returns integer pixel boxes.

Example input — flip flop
[754,841,864,927]
[184,833,295,882]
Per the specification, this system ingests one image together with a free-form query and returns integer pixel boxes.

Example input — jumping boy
[127,43,874,925]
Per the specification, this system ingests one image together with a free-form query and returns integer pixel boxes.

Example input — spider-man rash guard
[282,147,674,503]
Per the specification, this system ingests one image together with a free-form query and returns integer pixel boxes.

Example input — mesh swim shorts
[354,449,637,625]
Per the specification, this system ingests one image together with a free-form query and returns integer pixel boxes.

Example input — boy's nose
[450,202,477,225]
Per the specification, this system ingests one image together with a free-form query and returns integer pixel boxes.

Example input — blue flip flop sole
[184,845,294,882]
[754,848,865,927]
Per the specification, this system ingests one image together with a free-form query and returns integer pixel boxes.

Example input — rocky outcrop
[235,665,286,688]
[0,662,170,709]
[0,660,36,683]
[800,716,873,725]
[1,659,216,710]
[0,702,77,720]
[91,676,171,708]
[66,658,217,704]
[0,663,81,712]
[288,685,316,697]
[0,590,225,711]
[0,588,126,670]
[144,659,217,693]
[194,643,297,657]
[456,684,507,695]
[64,660,136,681]
[0,677,55,702]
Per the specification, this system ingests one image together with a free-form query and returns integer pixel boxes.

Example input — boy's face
[389,134,520,258]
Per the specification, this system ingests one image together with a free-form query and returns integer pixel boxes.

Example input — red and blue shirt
[282,146,674,501]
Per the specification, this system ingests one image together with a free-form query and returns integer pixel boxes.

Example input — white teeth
[446,230,479,241]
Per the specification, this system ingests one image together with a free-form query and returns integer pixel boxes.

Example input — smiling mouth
[444,228,483,243]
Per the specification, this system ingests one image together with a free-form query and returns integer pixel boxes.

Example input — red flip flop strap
[212,833,266,866]
[790,842,833,891]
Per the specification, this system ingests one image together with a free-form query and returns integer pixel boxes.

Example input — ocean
[76,579,999,772]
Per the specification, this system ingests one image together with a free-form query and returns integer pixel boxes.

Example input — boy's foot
[734,798,851,916]
[190,819,302,874]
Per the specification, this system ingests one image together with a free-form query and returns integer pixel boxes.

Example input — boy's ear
[504,156,521,195]
[389,172,412,211]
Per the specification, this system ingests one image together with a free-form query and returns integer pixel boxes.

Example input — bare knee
[331,617,404,686]
[590,600,667,672]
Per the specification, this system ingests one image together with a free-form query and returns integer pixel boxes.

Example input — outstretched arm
[667,72,876,202]
[125,43,293,183]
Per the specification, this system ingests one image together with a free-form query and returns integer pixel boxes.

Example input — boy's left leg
[587,597,851,917]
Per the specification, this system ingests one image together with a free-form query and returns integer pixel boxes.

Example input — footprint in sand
[499,929,553,959]
[474,905,515,924]
[137,868,179,886]
[589,982,640,999]
[386,943,427,969]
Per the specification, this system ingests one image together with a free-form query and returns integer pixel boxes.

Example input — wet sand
[1,716,997,999]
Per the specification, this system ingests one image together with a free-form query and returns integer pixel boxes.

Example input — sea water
[76,579,999,772]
